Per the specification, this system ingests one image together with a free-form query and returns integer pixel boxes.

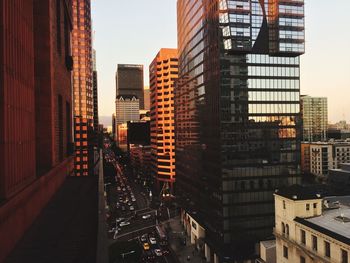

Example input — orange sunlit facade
[72,0,94,176]
[149,48,178,191]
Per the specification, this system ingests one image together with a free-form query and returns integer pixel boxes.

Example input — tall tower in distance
[149,48,178,192]
[301,95,328,142]
[115,64,144,109]
[72,0,94,176]
[176,0,305,260]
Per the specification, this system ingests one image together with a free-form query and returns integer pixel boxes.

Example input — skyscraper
[149,48,178,192]
[92,49,99,146]
[115,64,144,109]
[72,0,94,176]
[301,95,327,142]
[176,0,304,260]
[0,0,73,260]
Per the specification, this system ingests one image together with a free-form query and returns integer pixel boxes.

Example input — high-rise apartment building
[176,0,305,260]
[301,95,327,142]
[72,0,94,176]
[115,64,144,109]
[149,48,178,191]
[0,0,73,260]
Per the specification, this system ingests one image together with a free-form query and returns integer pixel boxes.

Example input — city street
[103,144,179,262]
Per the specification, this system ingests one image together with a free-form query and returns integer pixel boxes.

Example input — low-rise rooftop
[295,196,350,245]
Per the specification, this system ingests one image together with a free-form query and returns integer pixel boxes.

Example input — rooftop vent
[335,215,350,223]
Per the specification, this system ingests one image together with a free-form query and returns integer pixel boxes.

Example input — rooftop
[295,196,350,245]
[4,177,98,263]
[275,185,323,200]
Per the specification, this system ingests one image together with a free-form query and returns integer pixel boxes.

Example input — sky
[92,0,350,126]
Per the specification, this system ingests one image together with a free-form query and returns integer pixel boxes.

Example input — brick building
[0,0,74,261]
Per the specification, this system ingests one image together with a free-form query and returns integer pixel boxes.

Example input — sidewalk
[164,216,206,263]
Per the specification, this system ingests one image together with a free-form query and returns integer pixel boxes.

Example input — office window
[324,241,331,258]
[286,224,289,236]
[306,203,310,211]
[283,246,288,259]
[283,200,286,209]
[300,229,306,245]
[300,256,306,263]
[282,222,285,234]
[342,249,348,263]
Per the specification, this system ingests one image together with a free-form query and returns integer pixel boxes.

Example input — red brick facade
[0,0,74,261]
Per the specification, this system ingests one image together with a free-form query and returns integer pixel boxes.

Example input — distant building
[92,49,99,146]
[328,163,350,188]
[274,185,350,263]
[301,143,311,175]
[115,95,140,125]
[116,123,128,151]
[301,95,328,142]
[72,0,94,176]
[144,87,150,110]
[112,113,116,140]
[127,121,150,149]
[115,64,144,109]
[149,48,178,192]
[327,129,350,140]
[129,145,152,179]
[307,141,350,177]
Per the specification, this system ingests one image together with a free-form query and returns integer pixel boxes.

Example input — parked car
[143,242,150,250]
[149,237,157,245]
[129,206,134,211]
[142,214,151,220]
[119,221,130,227]
[140,234,148,242]
[154,249,162,257]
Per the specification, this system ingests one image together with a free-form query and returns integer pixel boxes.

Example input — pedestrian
[187,255,190,261]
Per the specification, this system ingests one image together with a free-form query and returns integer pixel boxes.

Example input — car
[142,214,151,220]
[149,237,157,245]
[129,206,134,211]
[121,206,126,211]
[140,234,148,242]
[116,217,124,223]
[131,197,136,202]
[143,242,150,250]
[127,201,132,206]
[119,221,130,227]
[154,249,162,257]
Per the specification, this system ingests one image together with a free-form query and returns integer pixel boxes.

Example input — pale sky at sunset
[92,0,350,125]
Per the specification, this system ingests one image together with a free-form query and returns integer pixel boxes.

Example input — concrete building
[72,0,94,176]
[116,123,128,151]
[274,185,350,263]
[307,142,350,177]
[149,48,178,192]
[112,113,116,140]
[115,95,140,125]
[115,64,144,109]
[301,96,328,142]
[0,0,74,260]
[129,145,152,179]
[176,0,305,259]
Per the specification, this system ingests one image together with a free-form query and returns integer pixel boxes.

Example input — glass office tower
[176,0,304,260]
